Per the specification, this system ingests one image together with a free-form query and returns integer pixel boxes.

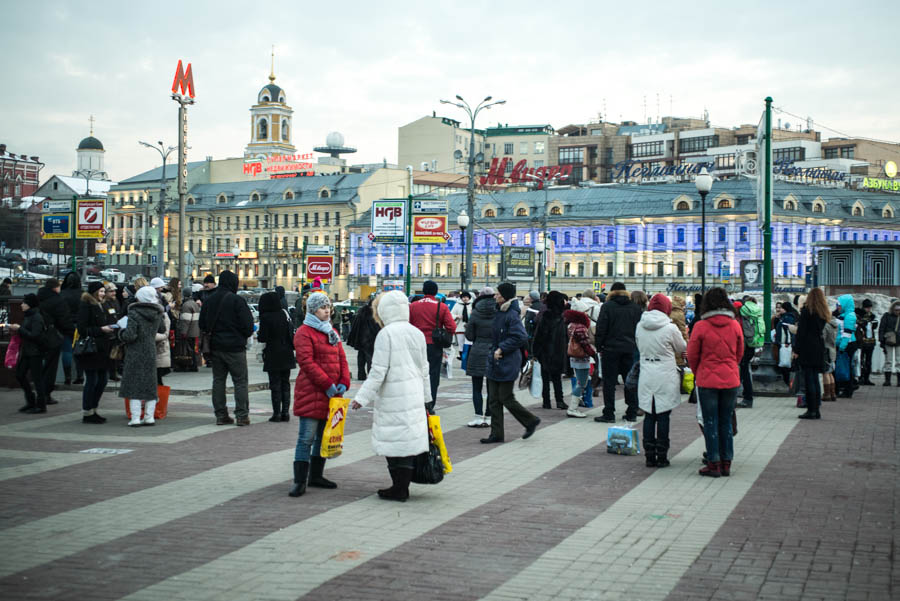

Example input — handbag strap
[434,300,442,331]
[207,292,231,333]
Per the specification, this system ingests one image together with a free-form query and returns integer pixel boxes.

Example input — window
[314,213,319,226]
[606,261,614,276]
[696,227,703,243]
[739,226,748,242]
[446,263,452,277]
[631,141,664,158]
[558,147,584,164]
[716,199,732,209]
[678,135,718,153]
[607,230,614,245]
[841,231,847,241]
[250,192,260,202]
[534,141,544,154]
[883,207,894,218]
[189,217,194,232]
[320,189,330,198]
[657,229,665,244]
[715,154,735,170]
[335,212,340,225]
[564,232,571,245]
[516,207,527,216]
[592,230,600,245]
[782,262,789,276]
[826,231,832,241]
[505,160,513,175]
[504,143,514,155]
[825,146,854,159]
[385,264,391,276]
[519,142,528,154]
[245,216,250,229]
[225,216,231,230]
[657,261,664,277]
[797,229,804,244]
[524,233,531,245]
[628,262,635,277]
[324,213,330,227]
[676,201,690,210]
[813,202,824,213]
[785,200,796,210]
[284,190,294,200]
[863,233,868,240]
[718,227,726,242]
[628,230,636,244]
[578,231,585,245]
[550,206,562,216]
[853,233,858,241]
[783,228,790,244]
[677,228,685,243]
[257,119,268,139]
[812,230,818,242]
[484,208,496,218]
[564,263,571,276]
[577,262,585,277]
[698,260,704,276]
[303,213,309,226]
[773,147,806,163]
[677,261,684,277]
[282,120,290,142]
[592,262,599,277]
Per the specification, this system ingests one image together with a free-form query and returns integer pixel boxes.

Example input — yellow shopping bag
[320,397,350,458]
[427,414,452,474]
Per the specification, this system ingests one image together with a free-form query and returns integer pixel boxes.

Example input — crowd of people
[6,268,899,497]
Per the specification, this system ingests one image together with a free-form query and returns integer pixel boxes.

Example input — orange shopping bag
[125,385,170,420]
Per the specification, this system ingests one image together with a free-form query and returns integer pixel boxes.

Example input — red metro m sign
[171,60,195,99]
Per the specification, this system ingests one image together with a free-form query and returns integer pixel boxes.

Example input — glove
[326,384,339,398]
[838,332,851,351]
[335,384,347,396]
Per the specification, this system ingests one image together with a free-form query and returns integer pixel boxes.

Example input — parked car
[248,303,259,322]
[27,257,49,266]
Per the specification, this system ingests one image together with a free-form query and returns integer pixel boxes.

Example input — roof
[117,161,207,184]
[485,124,553,137]
[78,136,104,151]
[261,84,283,101]
[349,179,900,228]
[180,171,375,212]
[49,175,114,196]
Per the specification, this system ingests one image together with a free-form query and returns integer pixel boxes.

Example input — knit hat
[611,282,627,291]
[203,274,216,284]
[497,282,516,301]
[306,291,331,314]
[480,286,494,297]
[647,293,672,315]
[422,280,438,296]
[23,293,39,307]
[528,290,541,302]
[311,277,323,290]
[862,299,873,308]
[87,281,104,295]
[150,277,166,289]
[136,286,159,304]
[459,290,471,299]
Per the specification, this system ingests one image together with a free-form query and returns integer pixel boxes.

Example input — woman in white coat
[351,290,430,502]
[635,294,687,468]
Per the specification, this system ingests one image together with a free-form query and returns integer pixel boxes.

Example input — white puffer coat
[635,309,687,413]
[353,290,429,458]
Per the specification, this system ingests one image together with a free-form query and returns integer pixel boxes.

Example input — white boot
[566,407,588,418]
[142,400,157,426]
[467,415,484,427]
[128,400,143,427]
[481,415,491,428]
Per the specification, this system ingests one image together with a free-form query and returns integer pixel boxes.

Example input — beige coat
[155,312,171,368]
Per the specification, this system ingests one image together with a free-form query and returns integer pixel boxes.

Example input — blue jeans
[698,386,738,463]
[82,368,108,412]
[294,417,325,462]
[572,368,592,407]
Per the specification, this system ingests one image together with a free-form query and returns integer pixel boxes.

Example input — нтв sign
[306,255,334,282]
[371,199,406,244]
[76,199,106,239]
[412,215,449,244]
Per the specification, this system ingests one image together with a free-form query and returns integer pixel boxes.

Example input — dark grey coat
[118,302,164,400]
[464,295,497,378]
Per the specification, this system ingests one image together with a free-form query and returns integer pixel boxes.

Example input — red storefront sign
[412,215,450,244]
[479,158,573,187]
[306,255,334,282]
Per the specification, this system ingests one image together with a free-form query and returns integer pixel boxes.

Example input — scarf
[304,312,340,346]
[462,302,469,322]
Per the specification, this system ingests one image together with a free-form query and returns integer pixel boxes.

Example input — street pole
[157,156,166,278]
[700,190,708,292]
[763,96,774,329]
[405,166,413,294]
[71,195,77,274]
[172,94,194,289]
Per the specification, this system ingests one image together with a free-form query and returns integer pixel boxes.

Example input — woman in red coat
[687,287,744,478]
[289,292,350,497]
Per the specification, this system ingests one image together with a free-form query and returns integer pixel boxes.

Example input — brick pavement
[0,353,896,601]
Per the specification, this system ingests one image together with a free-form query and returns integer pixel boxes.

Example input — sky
[2,0,899,183]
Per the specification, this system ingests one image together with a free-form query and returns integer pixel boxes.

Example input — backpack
[741,313,765,348]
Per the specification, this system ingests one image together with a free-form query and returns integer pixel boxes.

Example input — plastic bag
[4,334,21,369]
[607,425,640,455]
[530,359,543,399]
[518,358,533,390]
[125,385,170,419]
[428,414,452,474]
[624,361,640,396]
[320,397,350,458]
[681,367,695,394]
[777,344,793,369]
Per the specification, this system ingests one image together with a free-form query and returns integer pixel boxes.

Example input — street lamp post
[535,240,545,294]
[139,141,176,278]
[440,94,505,291]
[456,210,469,292]
[695,167,713,293]
[524,172,567,293]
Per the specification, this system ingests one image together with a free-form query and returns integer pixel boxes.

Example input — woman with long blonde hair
[792,288,830,420]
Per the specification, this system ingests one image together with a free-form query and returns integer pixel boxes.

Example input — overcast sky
[3,1,898,183]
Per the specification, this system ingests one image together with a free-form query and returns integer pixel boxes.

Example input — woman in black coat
[257,291,296,422]
[76,281,116,424]
[532,290,569,410]
[792,288,831,420]
[11,294,48,413]
[464,289,497,427]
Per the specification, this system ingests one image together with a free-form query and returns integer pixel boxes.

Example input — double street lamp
[439,94,505,291]
[139,140,176,278]
[694,167,713,293]
[456,210,469,292]
[524,171,567,293]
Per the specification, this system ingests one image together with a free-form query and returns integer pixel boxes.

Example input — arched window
[784,200,796,210]
[250,192,260,202]
[284,190,294,200]
[853,206,862,216]
[257,119,268,139]
[217,194,227,204]
[676,201,690,210]
[813,202,824,213]
[320,189,330,198]
[261,94,270,102]
[883,207,894,218]
[550,206,562,215]
[484,208,496,218]
[717,199,732,209]
[564,232,571,245]
[516,207,527,216]
[282,120,290,142]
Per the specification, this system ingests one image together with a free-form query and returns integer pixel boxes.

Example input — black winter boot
[280,399,291,421]
[884,373,892,386]
[63,366,72,386]
[288,461,309,497]
[656,437,670,467]
[378,468,413,502]
[644,442,657,468]
[308,456,337,489]
[269,397,280,422]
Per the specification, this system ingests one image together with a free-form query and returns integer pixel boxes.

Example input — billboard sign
[371,199,406,244]
[740,260,767,291]
[501,247,535,280]
[42,200,71,213]
[306,255,334,282]
[76,198,106,239]
[412,215,450,244]
[412,199,447,213]
[41,214,70,239]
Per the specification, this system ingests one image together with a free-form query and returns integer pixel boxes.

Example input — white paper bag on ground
[530,359,543,399]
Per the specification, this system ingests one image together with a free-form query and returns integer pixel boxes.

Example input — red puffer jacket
[687,310,744,389]
[292,325,350,419]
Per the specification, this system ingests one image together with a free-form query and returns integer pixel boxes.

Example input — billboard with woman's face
[741,260,765,290]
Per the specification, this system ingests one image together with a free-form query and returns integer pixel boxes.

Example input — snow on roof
[54,176,115,196]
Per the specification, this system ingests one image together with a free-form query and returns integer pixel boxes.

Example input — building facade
[0,142,42,203]
[398,114,485,175]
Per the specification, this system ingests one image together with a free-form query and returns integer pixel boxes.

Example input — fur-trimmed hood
[563,309,590,327]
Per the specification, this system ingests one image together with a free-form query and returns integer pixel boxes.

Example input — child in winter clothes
[564,309,595,418]
[11,294,49,413]
[289,292,350,497]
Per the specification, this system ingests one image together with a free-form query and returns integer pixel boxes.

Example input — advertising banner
[306,255,334,282]
[42,200,72,213]
[412,215,449,244]
[740,260,767,291]
[501,247,535,280]
[41,214,70,239]
[371,200,406,244]
[76,198,106,239]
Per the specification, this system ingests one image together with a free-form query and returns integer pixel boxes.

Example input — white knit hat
[136,286,159,305]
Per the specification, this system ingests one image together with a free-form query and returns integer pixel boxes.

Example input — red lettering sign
[479,158,573,187]
[171,60,195,99]
[375,206,403,220]
[306,256,334,281]
[242,162,262,176]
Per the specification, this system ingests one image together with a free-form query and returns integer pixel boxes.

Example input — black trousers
[487,379,539,440]
[426,343,443,409]
[860,346,874,381]
[601,351,638,419]
[540,364,564,407]
[17,355,46,407]
[739,345,754,402]
[642,406,671,453]
[801,367,821,413]
[41,346,61,396]
[357,348,373,379]
[386,456,415,469]
[268,369,292,414]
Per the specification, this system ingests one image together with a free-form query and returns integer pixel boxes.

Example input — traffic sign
[42,200,72,213]
[306,244,334,254]
[412,199,447,214]
[41,214,70,239]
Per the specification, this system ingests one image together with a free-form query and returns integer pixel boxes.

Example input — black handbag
[412,442,445,485]
[72,335,97,356]
[431,302,452,348]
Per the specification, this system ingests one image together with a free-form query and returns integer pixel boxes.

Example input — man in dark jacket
[481,282,540,444]
[11,294,48,413]
[199,270,254,426]
[36,278,73,402]
[60,272,84,384]
[855,300,878,385]
[347,299,379,380]
[409,280,456,411]
[594,282,642,423]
